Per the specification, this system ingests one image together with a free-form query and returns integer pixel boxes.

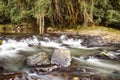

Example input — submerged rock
[26,52,50,67]
[81,36,105,47]
[0,56,25,71]
[51,49,72,67]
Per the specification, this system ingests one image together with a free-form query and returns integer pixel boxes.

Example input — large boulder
[51,49,72,67]
[26,52,50,67]
[81,36,105,47]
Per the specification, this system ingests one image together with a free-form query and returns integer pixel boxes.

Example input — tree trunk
[83,0,94,27]
[37,14,45,35]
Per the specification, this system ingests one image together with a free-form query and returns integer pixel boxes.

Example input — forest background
[0,0,120,32]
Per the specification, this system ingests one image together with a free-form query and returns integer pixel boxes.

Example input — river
[0,34,120,80]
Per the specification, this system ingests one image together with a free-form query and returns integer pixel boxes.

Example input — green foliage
[32,0,51,17]
[0,0,6,23]
[76,25,81,31]
[93,0,120,28]
[0,0,120,29]
[0,0,5,15]
[0,0,51,24]
[93,8,105,24]
[106,10,120,26]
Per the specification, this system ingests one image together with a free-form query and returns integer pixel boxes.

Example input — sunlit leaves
[0,0,5,15]
[32,0,51,18]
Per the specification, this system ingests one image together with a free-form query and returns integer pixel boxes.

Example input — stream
[0,34,120,80]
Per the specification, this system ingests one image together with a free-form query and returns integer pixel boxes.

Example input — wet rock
[34,64,58,74]
[0,72,23,80]
[27,52,50,67]
[81,36,105,47]
[113,70,120,74]
[0,71,38,80]
[51,49,72,67]
[87,51,118,60]
[0,67,4,73]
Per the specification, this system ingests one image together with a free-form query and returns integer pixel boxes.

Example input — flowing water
[0,34,120,80]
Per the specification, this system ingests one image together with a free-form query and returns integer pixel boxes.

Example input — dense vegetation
[0,0,120,30]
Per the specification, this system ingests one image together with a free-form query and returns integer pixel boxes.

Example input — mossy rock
[0,40,2,45]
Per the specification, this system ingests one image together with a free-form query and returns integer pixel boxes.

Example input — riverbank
[0,24,120,43]
[0,23,37,34]
[47,26,120,43]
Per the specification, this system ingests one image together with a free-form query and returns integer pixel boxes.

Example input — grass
[78,26,120,42]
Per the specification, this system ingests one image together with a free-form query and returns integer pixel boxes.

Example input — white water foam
[40,40,66,49]
[60,35,100,49]
[39,35,66,48]
[62,38,82,47]
[41,35,87,49]
[0,35,98,58]
[0,36,40,58]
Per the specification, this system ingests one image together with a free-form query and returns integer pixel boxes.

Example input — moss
[0,40,2,45]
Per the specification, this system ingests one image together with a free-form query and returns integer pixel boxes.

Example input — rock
[51,49,72,67]
[0,67,4,73]
[0,71,37,80]
[34,64,58,74]
[81,36,105,47]
[27,52,50,67]
[0,72,23,80]
[87,51,118,60]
